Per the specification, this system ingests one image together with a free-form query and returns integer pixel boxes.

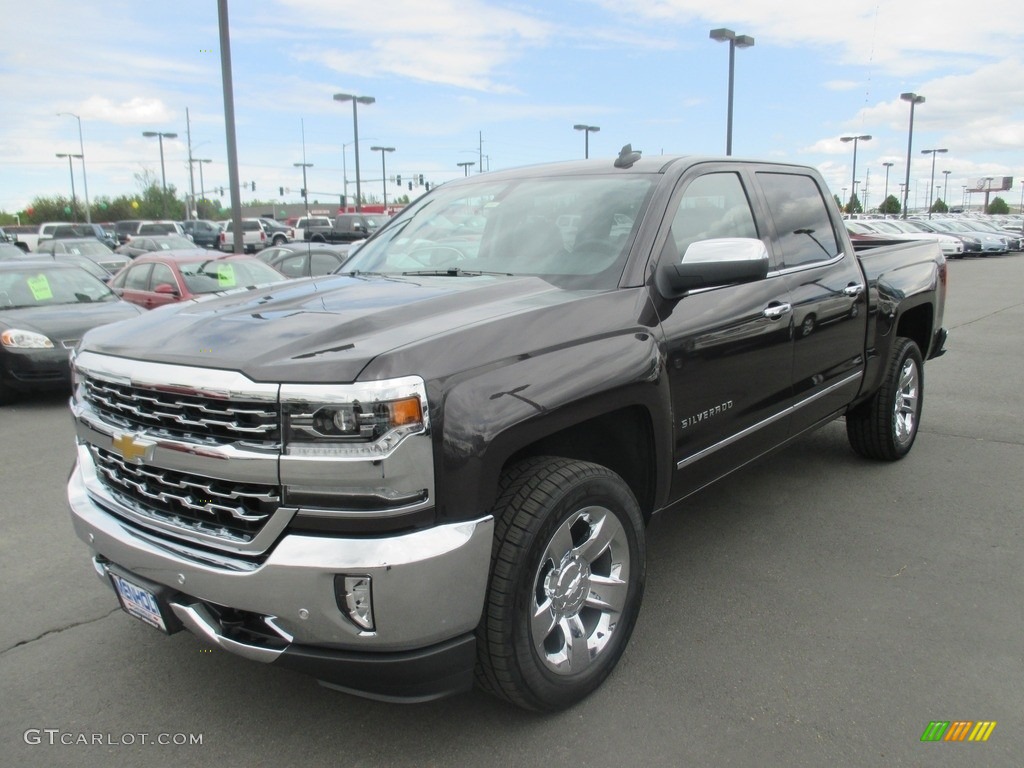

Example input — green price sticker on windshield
[27,274,53,301]
[216,264,236,287]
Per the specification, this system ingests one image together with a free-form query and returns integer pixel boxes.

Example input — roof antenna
[615,144,642,169]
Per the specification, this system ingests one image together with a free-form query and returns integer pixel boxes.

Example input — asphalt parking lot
[1,253,1021,767]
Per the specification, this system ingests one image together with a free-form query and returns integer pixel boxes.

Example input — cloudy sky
[3,0,1023,215]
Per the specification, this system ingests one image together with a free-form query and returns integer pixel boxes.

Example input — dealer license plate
[110,572,169,633]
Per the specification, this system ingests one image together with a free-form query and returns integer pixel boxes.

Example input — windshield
[178,259,287,294]
[0,267,117,308]
[343,175,654,289]
[65,241,112,255]
[148,236,195,250]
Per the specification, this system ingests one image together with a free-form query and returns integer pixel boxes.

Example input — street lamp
[190,159,212,214]
[882,162,895,210]
[942,170,951,208]
[369,146,395,210]
[294,162,313,217]
[55,152,82,219]
[340,137,375,210]
[840,134,871,212]
[899,92,925,218]
[57,112,90,223]
[573,124,600,159]
[920,148,948,218]
[457,161,475,176]
[142,131,178,218]
[710,28,755,156]
[333,93,375,212]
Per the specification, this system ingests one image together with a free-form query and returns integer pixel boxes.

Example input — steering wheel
[407,244,468,268]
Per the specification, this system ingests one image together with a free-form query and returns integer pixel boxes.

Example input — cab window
[757,172,841,268]
[669,172,758,259]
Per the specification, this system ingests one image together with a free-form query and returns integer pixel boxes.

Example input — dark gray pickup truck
[304,213,380,243]
[67,149,946,711]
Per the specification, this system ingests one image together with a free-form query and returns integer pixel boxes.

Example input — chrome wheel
[893,357,920,447]
[476,457,646,710]
[531,506,630,675]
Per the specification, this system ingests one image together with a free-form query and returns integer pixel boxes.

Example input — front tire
[847,336,924,460]
[476,457,646,711]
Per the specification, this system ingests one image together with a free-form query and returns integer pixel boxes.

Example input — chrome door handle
[762,303,792,320]
[843,283,865,297]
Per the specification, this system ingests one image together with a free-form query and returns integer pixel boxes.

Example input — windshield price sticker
[216,264,236,287]
[27,274,53,301]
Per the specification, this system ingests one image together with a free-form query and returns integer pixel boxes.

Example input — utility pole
[186,107,196,220]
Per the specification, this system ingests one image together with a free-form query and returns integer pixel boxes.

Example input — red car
[108,250,288,309]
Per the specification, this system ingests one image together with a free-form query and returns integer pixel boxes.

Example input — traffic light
[251,181,256,191]
[419,174,424,186]
[408,181,412,191]
[396,174,402,186]
[219,187,225,196]
[279,187,284,196]
[301,188,306,198]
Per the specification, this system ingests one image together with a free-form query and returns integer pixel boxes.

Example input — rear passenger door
[653,167,795,498]
[754,170,867,433]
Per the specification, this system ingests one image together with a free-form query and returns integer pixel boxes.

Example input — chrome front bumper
[69,460,493,654]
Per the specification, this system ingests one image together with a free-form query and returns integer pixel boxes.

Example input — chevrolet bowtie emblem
[112,433,155,463]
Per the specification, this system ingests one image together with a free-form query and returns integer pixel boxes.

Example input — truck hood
[79,274,579,383]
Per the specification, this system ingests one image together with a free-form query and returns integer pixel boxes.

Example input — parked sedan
[115,234,197,258]
[0,261,143,402]
[852,219,964,258]
[108,250,289,309]
[34,237,130,274]
[258,242,354,277]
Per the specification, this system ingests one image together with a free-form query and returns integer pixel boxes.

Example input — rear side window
[757,172,841,268]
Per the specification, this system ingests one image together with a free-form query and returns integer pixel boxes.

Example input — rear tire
[475,456,646,711]
[847,336,924,460]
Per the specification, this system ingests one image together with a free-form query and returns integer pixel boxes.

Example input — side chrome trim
[676,371,862,470]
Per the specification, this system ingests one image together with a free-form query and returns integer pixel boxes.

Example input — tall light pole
[882,162,894,211]
[57,113,90,223]
[573,124,600,159]
[458,161,475,177]
[942,170,951,208]
[1019,180,1023,215]
[190,159,212,215]
[900,92,925,218]
[294,162,313,217]
[370,146,395,210]
[710,28,755,156]
[142,131,178,218]
[920,148,948,218]
[840,134,871,212]
[333,93,375,212]
[55,152,82,219]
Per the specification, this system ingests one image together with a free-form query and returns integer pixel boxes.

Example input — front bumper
[69,462,494,700]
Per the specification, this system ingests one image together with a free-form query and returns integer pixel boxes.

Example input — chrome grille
[82,374,279,445]
[92,446,279,542]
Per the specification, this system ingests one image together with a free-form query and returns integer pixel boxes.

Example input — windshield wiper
[400,268,514,277]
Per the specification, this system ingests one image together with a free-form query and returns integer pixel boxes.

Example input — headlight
[1,329,54,349]
[282,376,429,458]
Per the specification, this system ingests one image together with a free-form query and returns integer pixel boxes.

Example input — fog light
[336,575,375,632]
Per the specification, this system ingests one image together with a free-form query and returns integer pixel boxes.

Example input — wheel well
[505,406,657,521]
[896,303,933,356]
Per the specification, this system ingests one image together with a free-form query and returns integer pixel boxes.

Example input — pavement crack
[1,608,122,656]
[948,301,1024,330]
[921,427,1024,448]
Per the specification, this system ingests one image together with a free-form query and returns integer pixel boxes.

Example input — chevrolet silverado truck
[304,212,380,243]
[67,149,947,711]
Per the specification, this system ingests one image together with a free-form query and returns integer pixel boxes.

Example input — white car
[857,220,964,258]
